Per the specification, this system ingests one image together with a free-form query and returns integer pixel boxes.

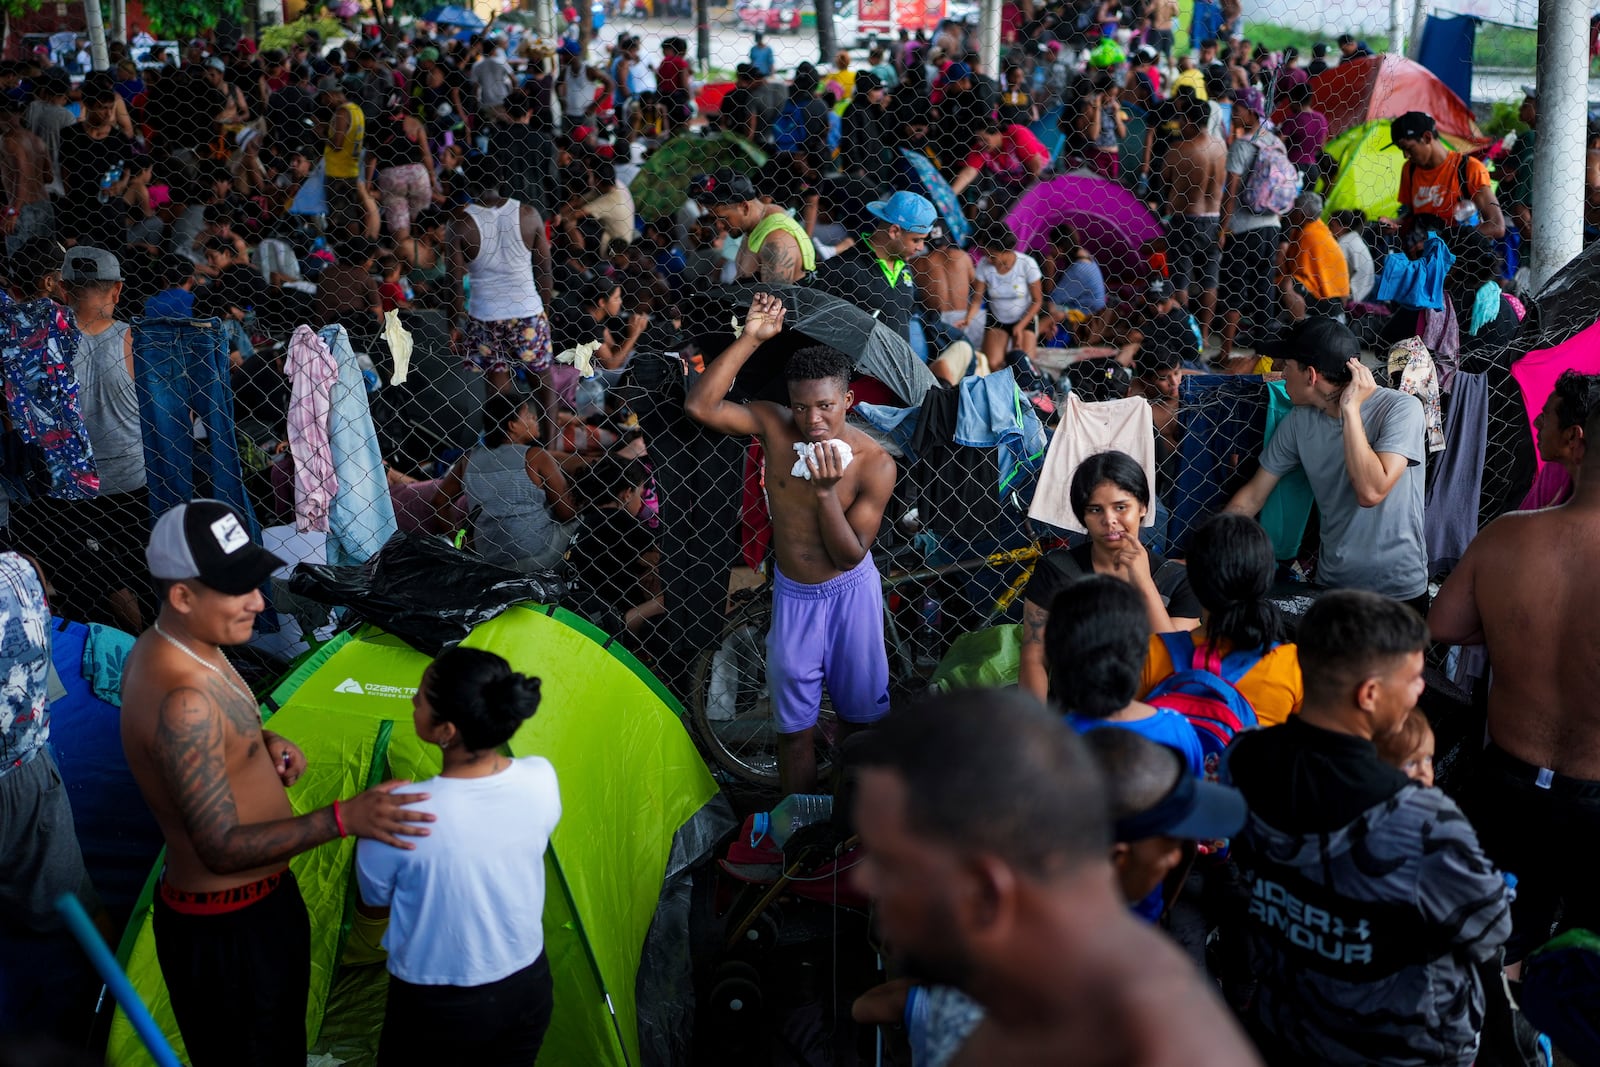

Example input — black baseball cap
[689,168,758,206]
[1389,111,1436,144]
[1113,765,1248,844]
[1258,316,1361,376]
[147,500,284,595]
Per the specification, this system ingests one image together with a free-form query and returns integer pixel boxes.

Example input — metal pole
[113,0,127,47]
[1388,0,1405,56]
[1407,0,1427,59]
[979,0,1000,79]
[83,0,109,70]
[1531,0,1587,290]
[814,0,837,66]
[696,0,710,73]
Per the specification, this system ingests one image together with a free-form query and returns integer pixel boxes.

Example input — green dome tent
[1321,119,1468,224]
[108,605,726,1066]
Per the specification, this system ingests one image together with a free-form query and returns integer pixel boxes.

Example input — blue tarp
[1416,14,1478,109]
[47,617,164,922]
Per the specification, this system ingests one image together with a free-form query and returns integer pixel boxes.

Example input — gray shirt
[1260,387,1427,599]
[1225,136,1282,234]
[74,321,145,496]
[469,57,515,109]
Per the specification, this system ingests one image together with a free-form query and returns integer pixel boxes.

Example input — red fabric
[848,374,899,409]
[695,81,735,114]
[657,53,691,96]
[740,438,773,570]
[1272,55,1482,146]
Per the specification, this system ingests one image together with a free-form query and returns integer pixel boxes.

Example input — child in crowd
[573,457,663,636]
[1376,707,1436,787]
[963,223,1044,371]
[142,253,200,318]
[376,252,410,313]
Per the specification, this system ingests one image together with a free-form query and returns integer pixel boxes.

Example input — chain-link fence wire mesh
[0,3,1575,786]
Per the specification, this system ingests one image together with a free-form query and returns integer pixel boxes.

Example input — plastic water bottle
[751,794,833,848]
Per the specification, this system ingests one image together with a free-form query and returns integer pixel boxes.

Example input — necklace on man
[153,621,255,710]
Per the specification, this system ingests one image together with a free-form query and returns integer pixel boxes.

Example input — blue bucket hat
[866,191,938,235]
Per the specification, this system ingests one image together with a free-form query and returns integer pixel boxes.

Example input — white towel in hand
[791,439,854,480]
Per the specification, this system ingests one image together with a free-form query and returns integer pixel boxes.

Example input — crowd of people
[0,3,1596,1066]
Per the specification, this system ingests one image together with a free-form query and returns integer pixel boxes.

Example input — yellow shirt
[324,101,366,179]
[1137,631,1303,727]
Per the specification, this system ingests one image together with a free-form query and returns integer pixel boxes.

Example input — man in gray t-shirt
[1224,317,1429,606]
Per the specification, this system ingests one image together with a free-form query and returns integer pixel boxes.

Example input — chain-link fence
[0,2,1579,798]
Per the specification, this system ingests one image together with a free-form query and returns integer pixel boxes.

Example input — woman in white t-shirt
[357,648,562,1067]
[959,223,1044,372]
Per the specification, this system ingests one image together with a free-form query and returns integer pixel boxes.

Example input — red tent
[1272,54,1483,146]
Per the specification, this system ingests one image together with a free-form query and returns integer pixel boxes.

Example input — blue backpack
[773,100,807,153]
[1144,632,1269,780]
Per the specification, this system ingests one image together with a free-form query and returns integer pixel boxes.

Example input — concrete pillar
[1530,0,1588,289]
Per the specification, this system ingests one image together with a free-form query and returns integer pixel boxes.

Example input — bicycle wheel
[688,599,837,788]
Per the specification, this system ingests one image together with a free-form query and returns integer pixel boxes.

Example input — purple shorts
[766,553,891,734]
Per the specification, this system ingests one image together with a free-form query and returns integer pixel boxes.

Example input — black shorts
[1219,225,1280,324]
[153,870,310,1067]
[378,953,553,1067]
[1457,743,1600,962]
[1168,214,1221,295]
[1147,27,1175,57]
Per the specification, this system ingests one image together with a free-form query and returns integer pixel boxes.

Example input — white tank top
[464,199,544,322]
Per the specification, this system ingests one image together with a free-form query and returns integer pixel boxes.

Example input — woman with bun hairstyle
[1136,512,1303,726]
[356,647,561,1066]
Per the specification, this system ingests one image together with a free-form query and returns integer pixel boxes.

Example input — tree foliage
[140,0,246,39]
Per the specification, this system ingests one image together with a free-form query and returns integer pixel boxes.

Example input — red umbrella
[1271,54,1483,146]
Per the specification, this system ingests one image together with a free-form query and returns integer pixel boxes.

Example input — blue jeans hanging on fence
[134,316,259,532]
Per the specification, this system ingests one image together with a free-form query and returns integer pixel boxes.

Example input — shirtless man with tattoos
[690,168,816,284]
[120,501,433,1067]
[686,293,895,792]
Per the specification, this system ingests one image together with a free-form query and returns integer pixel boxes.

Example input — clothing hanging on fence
[1417,295,1461,392]
[0,299,98,503]
[955,368,1048,497]
[1169,376,1269,553]
[1029,393,1154,535]
[134,317,257,527]
[1425,370,1487,576]
[286,324,337,532]
[853,400,921,462]
[1259,381,1315,561]
[740,439,772,570]
[1388,337,1445,453]
[286,325,397,567]
[1375,236,1454,311]
[910,384,1010,543]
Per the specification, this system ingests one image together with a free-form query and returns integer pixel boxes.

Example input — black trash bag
[288,532,572,654]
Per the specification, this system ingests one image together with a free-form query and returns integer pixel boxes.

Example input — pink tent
[1005,174,1162,284]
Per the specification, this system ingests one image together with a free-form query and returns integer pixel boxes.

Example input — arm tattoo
[1022,600,1049,648]
[152,682,334,875]
[757,236,801,283]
